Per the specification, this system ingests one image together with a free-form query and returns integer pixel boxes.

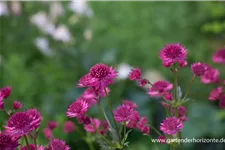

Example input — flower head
[47,121,58,130]
[122,100,137,109]
[63,121,75,134]
[178,106,187,116]
[126,111,140,128]
[66,99,88,118]
[0,86,12,99]
[159,43,187,68]
[128,68,141,80]
[13,101,22,110]
[219,95,225,109]
[78,64,117,90]
[208,87,223,101]
[20,144,44,150]
[137,116,148,130]
[43,128,53,140]
[0,133,19,150]
[201,67,219,84]
[141,126,150,134]
[191,62,208,76]
[84,118,101,133]
[212,48,225,64]
[47,139,70,150]
[147,80,173,97]
[113,104,134,123]
[137,78,148,87]
[158,136,166,144]
[160,117,183,135]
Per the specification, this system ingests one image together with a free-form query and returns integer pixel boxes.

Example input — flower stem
[97,101,113,129]
[183,75,195,100]
[147,124,162,136]
[123,122,126,143]
[24,135,30,150]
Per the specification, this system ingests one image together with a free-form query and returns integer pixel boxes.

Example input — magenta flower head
[141,126,150,134]
[66,99,88,118]
[0,86,12,99]
[147,80,173,97]
[201,67,219,84]
[212,48,225,64]
[158,136,166,144]
[128,67,141,80]
[219,95,225,109]
[159,43,187,68]
[47,138,70,150]
[191,62,208,76]
[13,101,22,110]
[113,104,134,123]
[160,117,183,135]
[47,121,58,130]
[126,110,140,128]
[63,121,75,134]
[0,101,4,110]
[43,128,53,140]
[21,144,44,150]
[78,63,117,90]
[137,78,148,87]
[0,133,19,150]
[178,106,187,116]
[137,116,148,130]
[84,118,101,133]
[5,109,42,137]
[122,100,137,109]
[208,87,223,101]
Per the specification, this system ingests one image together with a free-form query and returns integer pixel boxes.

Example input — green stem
[183,75,195,100]
[147,124,162,136]
[97,101,113,129]
[86,140,95,150]
[34,137,38,150]
[123,122,126,144]
[24,135,30,150]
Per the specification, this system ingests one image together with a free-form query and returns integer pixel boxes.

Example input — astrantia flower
[128,68,141,80]
[178,106,187,116]
[78,63,117,90]
[0,133,19,150]
[20,144,44,150]
[113,104,134,123]
[159,43,187,68]
[63,121,75,134]
[137,116,148,130]
[43,128,53,140]
[13,101,22,110]
[66,99,88,118]
[160,117,183,135]
[122,100,137,108]
[219,95,225,109]
[47,138,70,150]
[5,109,42,137]
[208,87,223,101]
[0,86,11,100]
[158,136,166,144]
[84,118,101,133]
[201,67,219,84]
[47,121,58,130]
[126,110,140,128]
[147,80,173,97]
[212,48,225,64]
[137,78,148,87]
[191,62,208,76]
[141,126,150,134]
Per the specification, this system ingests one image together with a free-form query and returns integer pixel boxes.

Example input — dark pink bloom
[0,86,12,99]
[208,87,223,101]
[212,48,225,64]
[179,116,188,122]
[47,139,70,150]
[201,67,219,84]
[141,126,150,134]
[158,136,166,144]
[66,99,88,118]
[63,121,75,134]
[128,68,141,80]
[84,118,101,133]
[0,101,4,110]
[178,106,187,116]
[12,101,22,110]
[147,80,173,97]
[159,43,187,68]
[113,104,134,123]
[219,95,225,109]
[99,120,109,135]
[0,133,19,150]
[122,100,137,108]
[43,128,53,140]
[78,64,117,90]
[191,62,208,76]
[47,121,58,130]
[137,116,148,130]
[137,78,148,87]
[160,117,183,135]
[126,111,140,128]
[164,92,172,101]
[5,109,42,137]
[20,144,44,150]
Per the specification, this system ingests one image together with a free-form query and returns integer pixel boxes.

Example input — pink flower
[0,101,4,110]
[0,86,12,99]
[128,68,141,80]
[99,120,109,135]
[84,118,101,133]
[43,128,53,140]
[147,80,173,97]
[208,87,223,101]
[164,92,172,101]
[179,116,188,122]
[158,136,166,144]
[47,139,70,150]
[219,95,225,109]
[126,111,140,128]
[47,121,58,130]
[0,133,19,150]
[141,126,150,134]
[78,64,117,90]
[66,99,88,118]
[12,101,22,110]
[63,121,75,134]
[159,43,187,68]
[178,106,187,116]
[191,62,208,76]
[212,48,225,64]
[5,109,42,137]
[201,67,219,84]
[113,104,134,123]
[137,116,148,130]
[20,144,44,150]
[137,78,148,87]
[122,100,137,108]
[160,117,183,135]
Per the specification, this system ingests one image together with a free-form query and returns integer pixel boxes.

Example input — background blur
[0,1,225,150]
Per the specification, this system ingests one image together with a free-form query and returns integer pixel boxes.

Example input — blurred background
[0,1,225,150]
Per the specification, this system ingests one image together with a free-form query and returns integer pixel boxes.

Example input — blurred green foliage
[0,1,225,150]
